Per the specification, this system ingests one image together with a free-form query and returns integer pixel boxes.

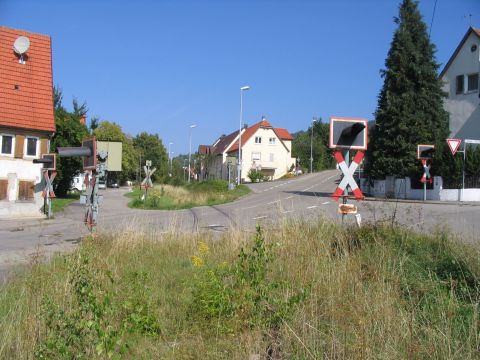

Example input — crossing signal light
[329,118,368,150]
[82,136,97,170]
[33,153,56,170]
[417,144,435,159]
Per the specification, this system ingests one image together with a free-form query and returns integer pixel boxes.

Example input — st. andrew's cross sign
[329,117,367,201]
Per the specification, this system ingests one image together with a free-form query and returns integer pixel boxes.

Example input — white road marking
[281,210,294,214]
[285,196,293,200]
[207,224,222,227]
[307,205,317,209]
[266,200,280,205]
[322,201,330,205]
[253,216,268,220]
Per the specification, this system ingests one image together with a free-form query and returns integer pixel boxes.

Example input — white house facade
[199,118,296,183]
[440,27,480,140]
[0,27,56,218]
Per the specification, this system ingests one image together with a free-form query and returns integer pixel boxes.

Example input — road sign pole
[423,178,426,202]
[343,150,349,223]
[462,142,466,202]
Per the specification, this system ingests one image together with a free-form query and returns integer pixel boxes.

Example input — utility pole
[310,117,317,173]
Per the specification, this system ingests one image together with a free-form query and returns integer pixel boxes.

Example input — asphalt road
[1,170,479,282]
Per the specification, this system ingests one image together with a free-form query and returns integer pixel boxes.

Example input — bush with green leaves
[247,169,264,183]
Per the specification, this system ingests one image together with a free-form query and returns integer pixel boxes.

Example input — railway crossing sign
[447,139,462,156]
[332,151,364,200]
[42,170,56,199]
[420,159,432,184]
[141,164,156,189]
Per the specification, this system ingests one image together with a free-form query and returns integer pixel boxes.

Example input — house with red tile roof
[0,26,55,217]
[198,118,295,182]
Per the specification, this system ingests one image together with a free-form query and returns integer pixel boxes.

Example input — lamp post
[238,85,250,185]
[310,117,317,174]
[188,124,197,183]
[168,142,173,175]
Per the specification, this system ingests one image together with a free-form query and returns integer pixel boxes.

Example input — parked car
[108,182,119,188]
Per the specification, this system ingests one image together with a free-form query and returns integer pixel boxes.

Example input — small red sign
[447,139,462,156]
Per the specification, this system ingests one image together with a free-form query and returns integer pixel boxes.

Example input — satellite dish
[13,36,30,55]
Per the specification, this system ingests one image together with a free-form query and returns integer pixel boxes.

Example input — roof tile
[0,26,55,132]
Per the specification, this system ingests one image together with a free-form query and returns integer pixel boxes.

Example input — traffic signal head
[417,144,435,159]
[33,153,56,170]
[329,117,368,150]
[82,136,97,170]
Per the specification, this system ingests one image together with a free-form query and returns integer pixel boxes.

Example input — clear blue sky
[1,0,478,154]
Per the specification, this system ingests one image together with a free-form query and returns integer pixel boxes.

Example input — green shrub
[247,169,264,183]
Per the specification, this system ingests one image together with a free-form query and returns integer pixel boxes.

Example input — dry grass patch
[0,218,479,359]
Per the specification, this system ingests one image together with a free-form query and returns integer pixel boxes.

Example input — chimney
[79,115,86,125]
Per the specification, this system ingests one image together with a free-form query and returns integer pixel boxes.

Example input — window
[269,137,276,145]
[269,153,274,162]
[0,179,7,200]
[0,134,14,156]
[456,75,464,94]
[25,137,38,157]
[252,152,261,161]
[255,136,262,144]
[467,73,479,92]
[18,180,34,201]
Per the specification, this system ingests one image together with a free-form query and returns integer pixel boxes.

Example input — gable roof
[440,27,480,78]
[0,26,55,132]
[275,128,293,141]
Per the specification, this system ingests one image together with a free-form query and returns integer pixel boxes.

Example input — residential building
[440,27,480,139]
[199,118,295,182]
[0,27,55,217]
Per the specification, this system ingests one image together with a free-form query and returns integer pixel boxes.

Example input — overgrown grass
[51,193,80,213]
[126,180,251,209]
[1,219,479,359]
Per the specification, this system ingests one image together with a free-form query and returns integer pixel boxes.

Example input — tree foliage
[365,0,450,179]
[292,120,335,172]
[133,132,168,181]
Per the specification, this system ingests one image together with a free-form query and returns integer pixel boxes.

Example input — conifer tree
[365,0,449,180]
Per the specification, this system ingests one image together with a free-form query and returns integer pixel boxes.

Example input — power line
[428,0,438,39]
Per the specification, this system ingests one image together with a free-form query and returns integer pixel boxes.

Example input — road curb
[363,196,480,207]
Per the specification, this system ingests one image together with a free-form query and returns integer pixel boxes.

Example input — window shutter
[0,179,7,200]
[15,135,25,158]
[40,138,49,156]
[18,180,34,200]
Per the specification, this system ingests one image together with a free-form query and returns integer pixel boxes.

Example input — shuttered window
[18,181,34,201]
[0,179,7,200]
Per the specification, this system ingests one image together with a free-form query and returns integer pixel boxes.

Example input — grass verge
[51,193,80,213]
[0,219,479,359]
[126,180,250,209]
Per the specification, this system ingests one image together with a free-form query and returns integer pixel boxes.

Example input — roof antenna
[13,36,30,64]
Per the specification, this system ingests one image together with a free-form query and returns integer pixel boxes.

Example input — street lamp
[310,117,317,174]
[168,142,173,175]
[238,85,250,185]
[188,124,197,183]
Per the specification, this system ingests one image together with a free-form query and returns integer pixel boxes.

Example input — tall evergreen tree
[365,0,449,180]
